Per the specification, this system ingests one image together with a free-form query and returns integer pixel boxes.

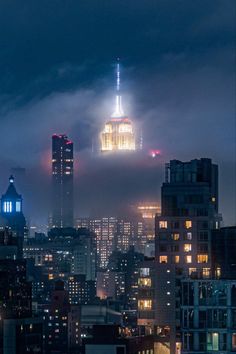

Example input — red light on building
[149,149,161,158]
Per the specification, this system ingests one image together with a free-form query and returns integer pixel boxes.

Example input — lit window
[197,254,208,263]
[207,332,219,351]
[186,232,192,240]
[174,255,179,264]
[185,220,192,229]
[185,255,192,263]
[216,267,221,278]
[159,256,168,263]
[171,233,180,241]
[138,300,152,310]
[212,197,216,202]
[138,278,151,287]
[3,201,12,213]
[184,244,192,252]
[159,221,168,229]
[16,201,21,212]
[202,268,210,278]
[140,268,150,276]
[189,268,196,275]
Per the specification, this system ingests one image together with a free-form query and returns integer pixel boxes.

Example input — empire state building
[100,62,136,152]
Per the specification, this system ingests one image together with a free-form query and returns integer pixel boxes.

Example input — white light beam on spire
[112,58,124,118]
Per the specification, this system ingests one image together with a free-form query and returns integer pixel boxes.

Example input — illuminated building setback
[100,61,136,152]
[52,134,74,228]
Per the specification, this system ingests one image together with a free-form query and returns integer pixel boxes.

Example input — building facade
[180,279,236,353]
[154,158,222,354]
[52,134,74,228]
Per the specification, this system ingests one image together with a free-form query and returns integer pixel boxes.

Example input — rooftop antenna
[112,58,124,118]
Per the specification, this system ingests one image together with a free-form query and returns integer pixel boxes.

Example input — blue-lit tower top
[1,175,23,214]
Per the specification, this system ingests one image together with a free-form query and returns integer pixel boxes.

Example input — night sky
[0,0,235,227]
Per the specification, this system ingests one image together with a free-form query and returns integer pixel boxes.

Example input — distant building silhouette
[0,175,27,256]
[51,134,74,228]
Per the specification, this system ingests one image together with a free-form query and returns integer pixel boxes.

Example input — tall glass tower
[52,134,74,228]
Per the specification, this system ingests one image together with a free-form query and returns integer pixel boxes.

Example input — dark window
[116,347,125,354]
[160,244,167,252]
[232,285,236,307]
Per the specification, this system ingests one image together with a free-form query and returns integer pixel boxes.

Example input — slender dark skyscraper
[52,134,74,228]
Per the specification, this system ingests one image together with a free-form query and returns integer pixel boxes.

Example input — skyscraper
[52,134,74,228]
[154,158,222,353]
[0,175,27,256]
[100,61,135,152]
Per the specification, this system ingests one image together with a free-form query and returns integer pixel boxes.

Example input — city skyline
[0,2,235,354]
[0,1,235,226]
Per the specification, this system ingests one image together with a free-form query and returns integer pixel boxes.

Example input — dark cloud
[0,0,235,226]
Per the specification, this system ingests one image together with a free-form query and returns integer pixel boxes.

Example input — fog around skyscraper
[0,2,235,353]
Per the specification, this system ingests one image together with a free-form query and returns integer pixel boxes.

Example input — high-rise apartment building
[156,158,220,274]
[52,134,74,228]
[154,158,222,354]
[76,217,117,269]
[76,217,144,268]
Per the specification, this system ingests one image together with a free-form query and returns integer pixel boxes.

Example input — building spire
[116,58,120,93]
[112,58,124,118]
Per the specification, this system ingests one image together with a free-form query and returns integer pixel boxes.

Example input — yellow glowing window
[45,255,53,261]
[185,255,192,263]
[159,255,168,263]
[184,244,192,252]
[189,268,197,275]
[172,233,180,240]
[216,267,221,278]
[185,221,192,229]
[212,197,216,202]
[119,124,132,133]
[138,300,152,310]
[104,124,112,133]
[197,254,208,263]
[48,274,54,280]
[138,278,152,287]
[202,268,210,278]
[159,221,168,229]
[174,255,180,263]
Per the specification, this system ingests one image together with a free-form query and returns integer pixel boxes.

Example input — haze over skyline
[0,0,235,226]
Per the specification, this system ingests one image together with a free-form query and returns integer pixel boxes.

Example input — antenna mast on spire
[112,58,124,118]
[116,58,120,92]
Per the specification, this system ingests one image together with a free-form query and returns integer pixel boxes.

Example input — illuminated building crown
[1,176,23,214]
[100,60,136,152]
